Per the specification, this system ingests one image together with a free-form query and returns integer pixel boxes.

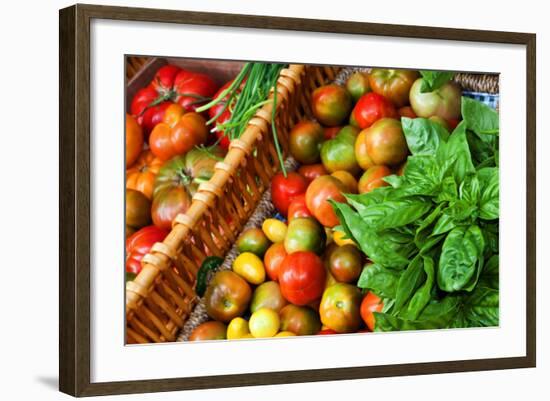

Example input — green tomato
[237,228,271,257]
[284,217,326,255]
[320,125,361,174]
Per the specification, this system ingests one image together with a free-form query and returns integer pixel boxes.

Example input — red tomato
[150,64,181,95]
[130,64,219,135]
[352,92,397,129]
[279,251,326,306]
[271,172,308,216]
[360,292,384,331]
[130,86,174,137]
[125,225,169,275]
[287,194,313,222]
[173,69,218,112]
[305,175,347,228]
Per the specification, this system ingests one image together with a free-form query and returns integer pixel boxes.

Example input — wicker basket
[125,60,340,343]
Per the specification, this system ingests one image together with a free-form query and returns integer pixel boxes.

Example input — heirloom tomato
[126,189,151,231]
[279,304,322,336]
[368,69,419,108]
[236,228,271,257]
[151,148,222,230]
[345,71,371,102]
[311,84,352,127]
[364,118,408,166]
[289,120,325,164]
[250,281,288,314]
[205,270,252,323]
[319,283,362,333]
[328,244,363,283]
[409,78,461,120]
[125,225,169,275]
[149,104,209,161]
[358,165,392,194]
[284,217,326,255]
[279,251,326,306]
[126,150,163,199]
[189,321,227,341]
[320,125,361,175]
[305,175,347,228]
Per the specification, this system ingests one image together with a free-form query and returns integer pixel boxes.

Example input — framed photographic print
[59,3,536,397]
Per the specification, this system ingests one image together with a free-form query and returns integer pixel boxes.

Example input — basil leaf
[437,225,485,292]
[355,198,432,231]
[419,70,454,93]
[445,199,478,222]
[452,286,499,328]
[331,202,410,268]
[396,155,449,197]
[402,117,450,156]
[437,122,475,183]
[477,167,499,220]
[403,255,435,320]
[431,213,457,236]
[462,96,499,136]
[394,255,425,312]
[459,174,481,206]
[415,204,443,247]
[466,129,496,167]
[478,255,499,290]
[357,264,400,298]
[436,176,458,203]
[383,174,404,188]
[374,296,461,331]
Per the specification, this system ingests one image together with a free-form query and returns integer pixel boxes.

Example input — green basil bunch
[332,97,499,331]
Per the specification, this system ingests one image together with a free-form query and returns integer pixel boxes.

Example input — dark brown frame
[59,3,536,397]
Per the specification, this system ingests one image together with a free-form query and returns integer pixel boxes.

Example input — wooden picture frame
[59,3,536,397]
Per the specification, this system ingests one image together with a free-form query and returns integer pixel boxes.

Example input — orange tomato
[126,114,143,167]
[126,150,164,199]
[360,292,384,331]
[149,104,208,160]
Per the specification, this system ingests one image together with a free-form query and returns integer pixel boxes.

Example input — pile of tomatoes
[190,68,463,340]
[125,64,234,281]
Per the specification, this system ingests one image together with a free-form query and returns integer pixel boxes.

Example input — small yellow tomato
[227,317,250,340]
[249,308,280,338]
[262,218,288,243]
[275,331,296,337]
[333,229,356,247]
[241,333,254,339]
[233,252,266,285]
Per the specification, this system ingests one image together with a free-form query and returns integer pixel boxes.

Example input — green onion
[197,62,287,175]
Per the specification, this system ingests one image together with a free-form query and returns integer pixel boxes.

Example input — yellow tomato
[233,252,266,285]
[241,333,254,339]
[333,229,356,247]
[249,308,280,338]
[227,317,250,340]
[262,219,288,243]
[275,331,296,337]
